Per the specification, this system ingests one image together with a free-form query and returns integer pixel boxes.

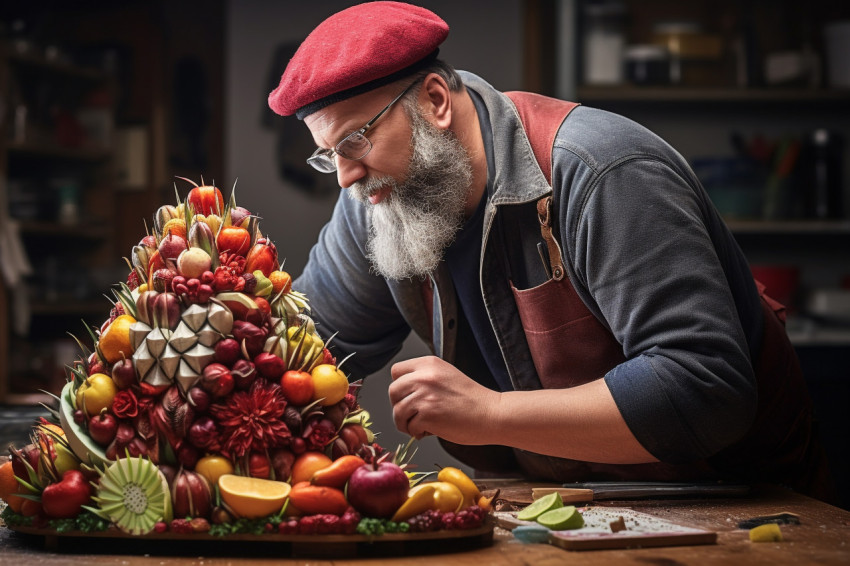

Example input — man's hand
[389,355,658,464]
[389,356,500,442]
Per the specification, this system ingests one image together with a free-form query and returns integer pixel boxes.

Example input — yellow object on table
[750,523,783,542]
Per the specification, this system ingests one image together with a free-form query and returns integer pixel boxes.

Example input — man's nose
[336,156,367,189]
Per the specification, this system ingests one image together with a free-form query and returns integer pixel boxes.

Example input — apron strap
[537,196,566,281]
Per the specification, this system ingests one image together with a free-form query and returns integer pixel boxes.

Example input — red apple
[280,370,314,406]
[346,458,409,519]
[112,356,137,390]
[200,363,234,398]
[88,410,118,446]
[254,353,285,380]
[187,185,224,216]
[41,469,93,519]
[216,225,251,256]
[186,387,211,413]
[214,338,241,366]
[158,232,189,265]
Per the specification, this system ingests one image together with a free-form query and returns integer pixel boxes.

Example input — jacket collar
[458,71,553,206]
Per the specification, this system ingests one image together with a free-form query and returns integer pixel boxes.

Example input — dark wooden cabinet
[0,1,224,404]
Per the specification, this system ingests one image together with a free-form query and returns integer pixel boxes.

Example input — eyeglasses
[306,80,418,174]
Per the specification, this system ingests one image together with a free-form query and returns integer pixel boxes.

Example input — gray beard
[347,105,473,281]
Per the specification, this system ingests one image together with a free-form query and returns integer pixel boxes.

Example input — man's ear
[418,73,452,129]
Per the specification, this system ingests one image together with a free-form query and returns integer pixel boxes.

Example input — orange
[0,461,25,513]
[218,474,291,519]
[268,270,292,295]
[195,455,235,487]
[98,314,136,365]
[310,364,349,406]
[289,452,332,485]
[161,218,187,240]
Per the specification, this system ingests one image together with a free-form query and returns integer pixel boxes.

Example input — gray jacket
[295,71,762,464]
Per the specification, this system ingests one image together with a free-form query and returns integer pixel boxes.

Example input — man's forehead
[305,85,399,139]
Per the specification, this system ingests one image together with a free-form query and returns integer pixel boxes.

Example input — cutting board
[495,507,717,551]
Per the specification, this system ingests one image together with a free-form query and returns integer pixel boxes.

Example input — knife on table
[532,482,750,502]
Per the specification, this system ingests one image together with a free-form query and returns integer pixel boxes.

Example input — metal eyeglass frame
[306,80,418,174]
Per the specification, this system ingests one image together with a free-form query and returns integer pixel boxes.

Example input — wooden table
[1,480,848,565]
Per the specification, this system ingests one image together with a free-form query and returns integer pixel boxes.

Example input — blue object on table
[512,524,551,544]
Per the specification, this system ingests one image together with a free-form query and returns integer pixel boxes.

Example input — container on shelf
[824,21,850,88]
[651,21,725,86]
[582,1,628,85]
[624,45,670,85]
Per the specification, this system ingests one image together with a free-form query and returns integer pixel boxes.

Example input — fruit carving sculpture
[0,180,491,539]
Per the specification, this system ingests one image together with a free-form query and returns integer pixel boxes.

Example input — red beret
[268,2,449,119]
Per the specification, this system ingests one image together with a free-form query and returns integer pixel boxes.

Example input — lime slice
[517,491,563,521]
[537,505,585,530]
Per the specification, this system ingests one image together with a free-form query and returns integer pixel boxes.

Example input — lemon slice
[517,491,563,521]
[537,505,585,530]
[218,474,291,518]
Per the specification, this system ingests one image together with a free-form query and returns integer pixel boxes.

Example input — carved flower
[211,381,291,458]
[112,389,139,419]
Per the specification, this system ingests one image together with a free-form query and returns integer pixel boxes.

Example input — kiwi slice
[92,456,173,535]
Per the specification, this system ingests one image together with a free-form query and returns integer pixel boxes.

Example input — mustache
[347,175,396,203]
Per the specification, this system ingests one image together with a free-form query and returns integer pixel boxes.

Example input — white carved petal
[159,344,182,379]
[207,302,234,335]
[129,321,152,350]
[169,321,199,353]
[145,327,171,358]
[144,365,171,387]
[197,323,222,348]
[175,360,201,392]
[132,342,156,380]
[182,303,209,332]
[182,343,215,374]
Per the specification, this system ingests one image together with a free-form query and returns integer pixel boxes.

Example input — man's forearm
[486,379,659,464]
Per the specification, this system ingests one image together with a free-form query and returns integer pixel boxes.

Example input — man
[268,2,832,500]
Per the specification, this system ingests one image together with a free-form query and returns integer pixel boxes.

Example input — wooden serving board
[5,521,494,558]
[495,507,717,551]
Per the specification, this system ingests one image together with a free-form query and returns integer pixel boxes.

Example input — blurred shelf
[577,86,850,104]
[29,300,107,316]
[18,220,110,240]
[726,220,850,235]
[5,140,111,162]
[6,49,109,82]
[789,329,850,347]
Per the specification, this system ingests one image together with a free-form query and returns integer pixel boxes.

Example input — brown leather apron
[438,91,834,501]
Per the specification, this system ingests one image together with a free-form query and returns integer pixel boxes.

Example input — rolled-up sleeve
[569,158,757,462]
